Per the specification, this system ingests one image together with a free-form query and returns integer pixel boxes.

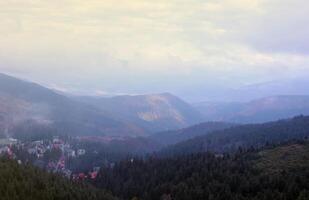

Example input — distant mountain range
[0,73,145,138]
[194,95,309,123]
[0,73,203,138]
[76,93,203,133]
[187,77,309,102]
[233,78,309,101]
[3,72,309,141]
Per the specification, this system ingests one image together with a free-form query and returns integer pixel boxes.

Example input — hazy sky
[1,0,309,102]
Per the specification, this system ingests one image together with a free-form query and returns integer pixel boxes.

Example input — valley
[2,1,308,199]
[1,73,309,200]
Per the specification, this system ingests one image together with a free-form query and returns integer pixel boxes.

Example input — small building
[53,136,61,144]
[67,149,76,157]
[77,149,86,156]
[89,171,98,179]
[33,140,44,146]
[8,138,18,143]
[63,169,72,179]
[78,173,86,180]
[27,148,37,155]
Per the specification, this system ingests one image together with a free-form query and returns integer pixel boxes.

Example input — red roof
[90,171,98,179]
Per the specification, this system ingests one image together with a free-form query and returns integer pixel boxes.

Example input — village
[0,136,101,181]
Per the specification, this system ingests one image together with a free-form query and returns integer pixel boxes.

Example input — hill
[0,158,116,200]
[0,73,145,138]
[76,93,203,133]
[194,95,309,123]
[150,121,235,146]
[161,115,309,156]
[93,141,309,200]
[256,142,309,174]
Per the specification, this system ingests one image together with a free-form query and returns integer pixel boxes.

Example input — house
[8,138,18,144]
[77,149,86,156]
[0,138,17,147]
[53,136,63,144]
[78,173,86,180]
[27,148,37,155]
[67,149,76,157]
[89,171,98,179]
[33,140,43,146]
[63,169,72,179]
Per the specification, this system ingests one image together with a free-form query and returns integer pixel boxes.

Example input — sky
[0,0,309,102]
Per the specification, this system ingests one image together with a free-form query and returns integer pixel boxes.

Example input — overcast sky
[1,0,309,102]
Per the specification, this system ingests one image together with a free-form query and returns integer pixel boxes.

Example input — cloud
[238,0,309,54]
[0,0,308,101]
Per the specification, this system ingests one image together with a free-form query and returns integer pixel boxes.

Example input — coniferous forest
[2,117,309,199]
[0,158,117,200]
[2,0,309,199]
[93,141,309,200]
[160,115,309,156]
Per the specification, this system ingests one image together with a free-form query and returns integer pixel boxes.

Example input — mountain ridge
[0,73,145,138]
[194,95,309,123]
[76,92,203,133]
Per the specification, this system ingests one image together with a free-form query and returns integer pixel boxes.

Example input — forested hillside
[93,141,309,200]
[0,158,117,200]
[150,121,235,146]
[161,115,309,156]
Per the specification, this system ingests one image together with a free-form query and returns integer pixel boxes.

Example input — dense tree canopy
[94,141,309,200]
[161,115,309,156]
[0,158,117,200]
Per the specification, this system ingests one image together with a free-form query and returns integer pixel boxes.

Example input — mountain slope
[94,141,309,200]
[0,73,145,138]
[194,95,309,123]
[77,93,203,133]
[161,115,309,156]
[0,158,116,200]
[256,142,309,174]
[150,121,236,146]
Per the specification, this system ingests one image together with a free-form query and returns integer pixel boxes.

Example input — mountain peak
[76,92,203,133]
[0,73,146,137]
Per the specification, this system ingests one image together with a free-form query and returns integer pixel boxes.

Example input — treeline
[150,121,236,146]
[0,158,117,200]
[93,140,309,200]
[161,115,309,156]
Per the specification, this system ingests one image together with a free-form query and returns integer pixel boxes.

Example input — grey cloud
[0,0,309,102]
[241,0,309,54]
